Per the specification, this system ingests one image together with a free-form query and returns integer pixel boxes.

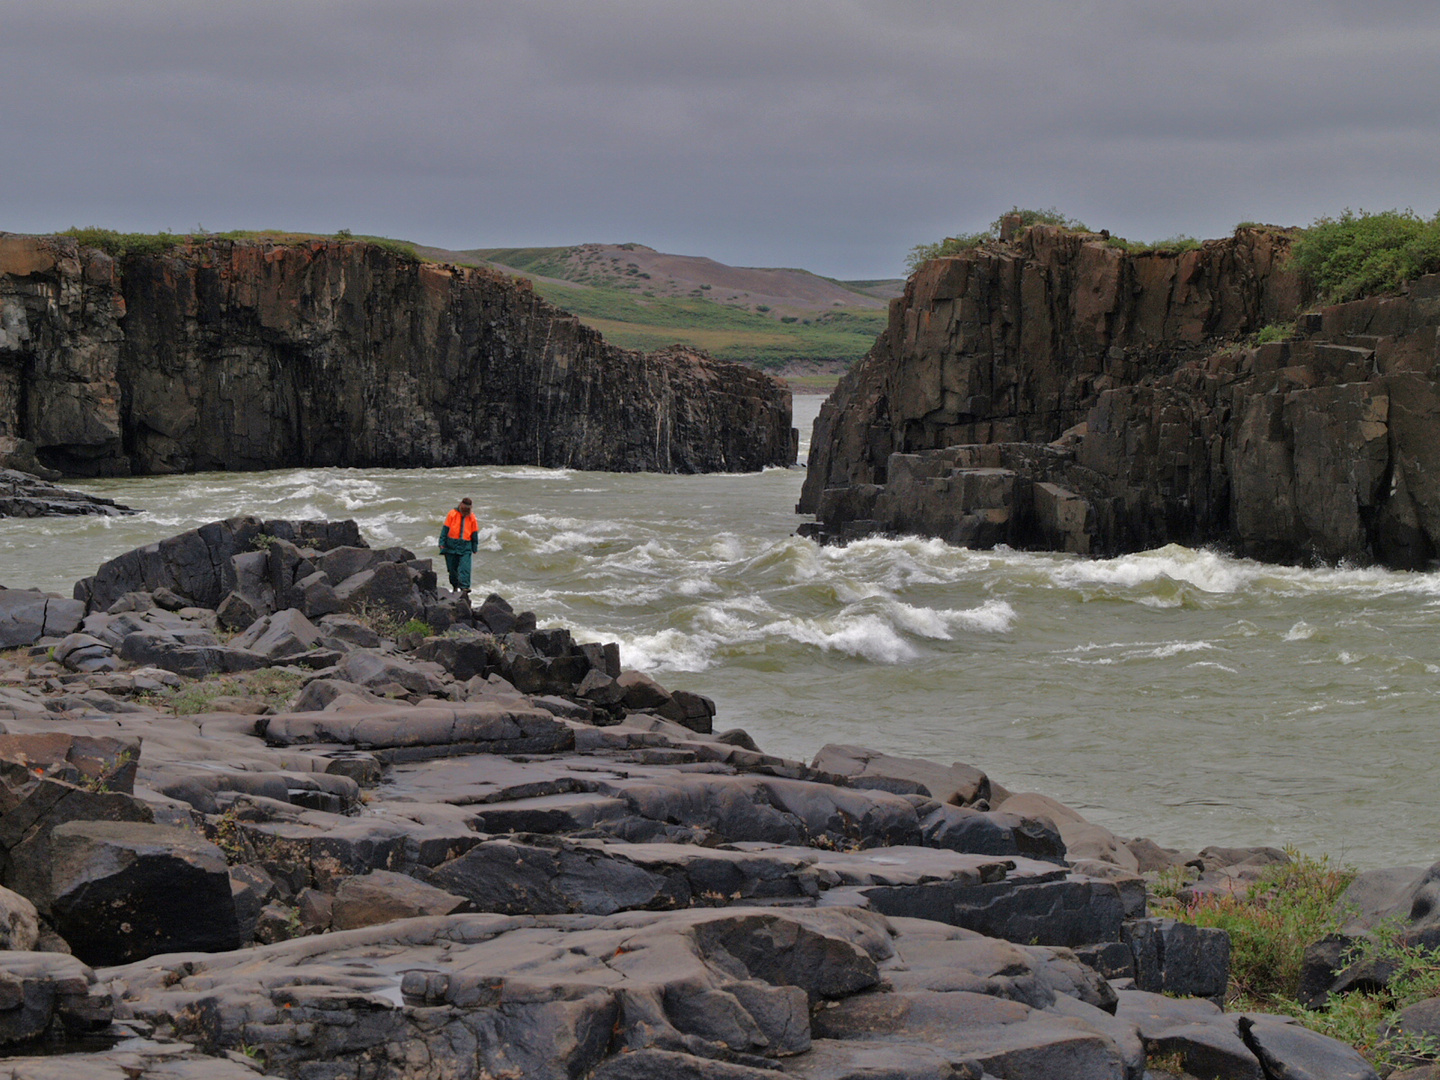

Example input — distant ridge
[414,241,903,375]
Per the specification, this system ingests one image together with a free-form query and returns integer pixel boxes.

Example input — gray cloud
[3,1,1439,277]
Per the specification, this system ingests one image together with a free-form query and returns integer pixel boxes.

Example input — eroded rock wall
[800,225,1302,514]
[0,234,794,477]
[802,224,1440,568]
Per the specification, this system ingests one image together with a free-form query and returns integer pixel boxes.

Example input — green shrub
[63,227,187,258]
[1291,209,1440,302]
[400,619,435,638]
[1161,851,1353,1001]
[1255,321,1297,345]
[1105,234,1202,256]
[1158,850,1440,1067]
[1253,927,1440,1069]
[905,207,1089,273]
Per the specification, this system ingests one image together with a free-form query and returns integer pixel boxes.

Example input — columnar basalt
[802,222,1440,568]
[0,234,795,477]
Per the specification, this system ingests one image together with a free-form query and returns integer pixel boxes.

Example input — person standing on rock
[439,497,480,598]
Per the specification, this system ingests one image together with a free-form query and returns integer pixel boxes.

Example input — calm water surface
[5,396,1439,868]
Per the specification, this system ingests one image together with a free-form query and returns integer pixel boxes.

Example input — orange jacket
[440,508,479,551]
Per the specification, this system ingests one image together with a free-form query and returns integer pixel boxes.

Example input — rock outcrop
[0,520,1384,1078]
[0,233,795,477]
[0,468,136,518]
[801,221,1440,568]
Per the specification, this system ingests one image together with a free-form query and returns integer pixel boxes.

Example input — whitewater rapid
[6,396,1440,868]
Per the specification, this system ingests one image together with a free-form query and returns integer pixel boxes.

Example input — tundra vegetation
[1160,853,1440,1069]
[910,206,1440,307]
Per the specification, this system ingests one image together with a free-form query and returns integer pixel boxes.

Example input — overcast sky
[4,1,1439,279]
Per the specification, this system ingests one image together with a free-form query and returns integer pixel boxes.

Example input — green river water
[5,396,1438,869]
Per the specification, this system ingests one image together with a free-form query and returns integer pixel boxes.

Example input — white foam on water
[1054,545,1250,594]
[499,467,575,480]
[622,628,720,672]
[1285,621,1316,641]
[1140,641,1215,660]
[1187,661,1238,674]
[767,612,917,665]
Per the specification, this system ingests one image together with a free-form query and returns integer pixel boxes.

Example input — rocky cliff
[0,234,795,477]
[801,222,1440,568]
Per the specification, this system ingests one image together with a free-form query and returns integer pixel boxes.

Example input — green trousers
[443,550,472,590]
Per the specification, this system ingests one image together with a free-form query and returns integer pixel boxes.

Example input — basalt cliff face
[801,223,1440,568]
[0,234,794,477]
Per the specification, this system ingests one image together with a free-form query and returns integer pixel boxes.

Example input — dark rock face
[0,233,795,477]
[800,224,1440,568]
[48,820,242,965]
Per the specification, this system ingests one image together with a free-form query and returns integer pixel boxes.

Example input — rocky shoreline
[0,519,1416,1078]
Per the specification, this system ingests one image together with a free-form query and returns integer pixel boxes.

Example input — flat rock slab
[1239,1014,1380,1080]
[811,743,990,805]
[260,702,574,759]
[109,907,886,1079]
[0,1040,286,1079]
[807,988,1131,1080]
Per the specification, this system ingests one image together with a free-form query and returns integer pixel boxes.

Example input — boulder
[0,886,38,950]
[0,951,112,1046]
[617,669,673,710]
[813,744,990,805]
[477,592,518,635]
[413,634,502,682]
[331,870,471,930]
[118,633,268,677]
[0,773,155,909]
[47,820,242,965]
[1123,917,1230,1002]
[659,689,717,734]
[336,650,448,698]
[0,589,84,649]
[52,632,116,673]
[80,517,363,613]
[334,561,425,620]
[232,608,324,660]
[919,805,1066,863]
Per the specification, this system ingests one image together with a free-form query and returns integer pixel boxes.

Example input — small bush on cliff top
[905,206,1089,272]
[62,227,187,257]
[1105,234,1202,256]
[1291,208,1440,303]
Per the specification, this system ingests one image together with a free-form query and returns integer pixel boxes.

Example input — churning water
[6,396,1440,868]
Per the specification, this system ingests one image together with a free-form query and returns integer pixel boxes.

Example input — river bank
[0,515,1392,1077]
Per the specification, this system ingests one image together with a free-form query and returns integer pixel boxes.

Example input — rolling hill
[414,242,902,379]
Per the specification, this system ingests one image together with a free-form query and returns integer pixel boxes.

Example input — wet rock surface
[0,521,1386,1077]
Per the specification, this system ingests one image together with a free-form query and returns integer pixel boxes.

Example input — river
[5,395,1439,869]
